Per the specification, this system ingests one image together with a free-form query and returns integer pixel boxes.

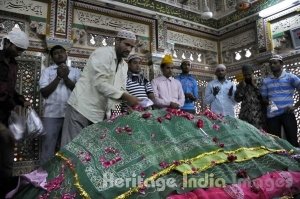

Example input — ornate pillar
[156,14,167,51]
[46,0,73,49]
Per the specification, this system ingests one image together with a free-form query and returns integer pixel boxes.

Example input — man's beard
[56,61,66,65]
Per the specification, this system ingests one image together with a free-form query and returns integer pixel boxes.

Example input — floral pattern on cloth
[167,171,300,199]
[13,108,300,199]
[224,184,245,199]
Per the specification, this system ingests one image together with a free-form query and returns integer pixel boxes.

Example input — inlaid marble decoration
[156,0,201,12]
[55,0,68,35]
[29,21,47,35]
[167,30,218,52]
[256,18,266,50]
[13,53,43,175]
[264,5,300,51]
[0,0,48,18]
[0,18,25,34]
[156,15,167,50]
[73,9,150,37]
[221,29,256,51]
[271,14,300,37]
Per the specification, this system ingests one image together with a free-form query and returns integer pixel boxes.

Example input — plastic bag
[139,98,154,108]
[26,107,44,138]
[8,111,26,141]
[268,101,278,112]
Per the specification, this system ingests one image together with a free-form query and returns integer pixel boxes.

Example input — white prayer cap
[127,54,141,62]
[116,30,136,40]
[181,59,191,64]
[215,64,226,71]
[4,27,29,49]
[269,54,283,61]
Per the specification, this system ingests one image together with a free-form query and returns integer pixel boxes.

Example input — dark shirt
[0,50,24,126]
[234,81,266,129]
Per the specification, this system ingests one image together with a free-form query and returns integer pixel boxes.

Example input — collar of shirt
[51,64,59,69]
[113,50,125,67]
[178,74,193,79]
[160,75,173,81]
[270,70,287,79]
[214,79,229,84]
[50,63,75,70]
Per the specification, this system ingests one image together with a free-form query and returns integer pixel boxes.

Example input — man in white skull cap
[204,64,237,117]
[0,27,30,198]
[61,30,139,147]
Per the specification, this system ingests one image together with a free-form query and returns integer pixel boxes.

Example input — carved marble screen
[267,6,300,53]
[13,54,43,175]
[284,57,300,140]
[0,15,45,174]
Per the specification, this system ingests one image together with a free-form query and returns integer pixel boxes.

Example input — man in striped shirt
[126,54,154,102]
[260,54,300,147]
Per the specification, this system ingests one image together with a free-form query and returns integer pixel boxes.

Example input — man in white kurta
[61,30,139,147]
[204,64,237,117]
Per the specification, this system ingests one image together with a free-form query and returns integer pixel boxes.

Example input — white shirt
[68,46,127,123]
[39,64,81,118]
[204,79,237,117]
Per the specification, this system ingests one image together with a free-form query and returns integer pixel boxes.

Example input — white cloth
[151,75,185,108]
[39,64,81,118]
[204,79,237,117]
[67,46,128,123]
[1,27,29,50]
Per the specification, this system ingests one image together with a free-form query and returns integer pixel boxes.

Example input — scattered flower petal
[196,119,204,128]
[227,154,237,162]
[142,112,152,119]
[164,113,172,120]
[236,169,248,178]
[212,124,220,131]
[157,117,163,123]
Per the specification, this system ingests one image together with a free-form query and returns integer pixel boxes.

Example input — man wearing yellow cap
[0,27,30,198]
[61,30,139,147]
[151,54,185,109]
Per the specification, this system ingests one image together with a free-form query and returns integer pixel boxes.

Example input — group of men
[39,30,199,166]
[208,56,300,148]
[1,28,300,198]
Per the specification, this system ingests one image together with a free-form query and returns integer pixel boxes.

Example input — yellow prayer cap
[161,54,173,65]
